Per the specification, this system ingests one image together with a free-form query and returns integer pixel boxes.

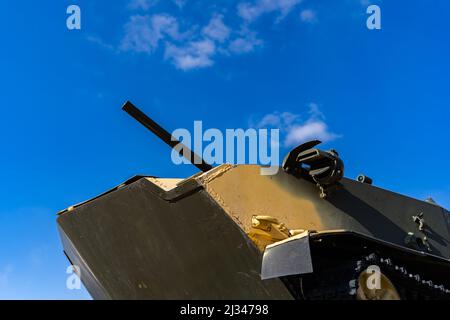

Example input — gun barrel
[122,101,213,173]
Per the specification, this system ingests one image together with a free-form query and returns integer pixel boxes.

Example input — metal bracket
[282,140,344,199]
[412,212,426,231]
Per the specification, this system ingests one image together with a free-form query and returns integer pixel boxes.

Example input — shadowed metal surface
[58,177,292,300]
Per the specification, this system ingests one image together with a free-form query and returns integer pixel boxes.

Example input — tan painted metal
[146,177,183,191]
[197,164,325,251]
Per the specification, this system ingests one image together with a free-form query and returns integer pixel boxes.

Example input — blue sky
[0,0,449,299]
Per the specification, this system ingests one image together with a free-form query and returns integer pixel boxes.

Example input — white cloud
[86,35,115,51]
[228,28,263,54]
[284,120,338,146]
[254,103,340,147]
[120,14,181,54]
[308,102,324,119]
[117,0,303,70]
[121,13,220,70]
[128,0,158,10]
[164,39,216,70]
[238,0,303,23]
[173,0,187,9]
[202,14,231,43]
[119,11,261,70]
[255,111,299,128]
[151,14,182,39]
[300,9,316,23]
[128,0,187,11]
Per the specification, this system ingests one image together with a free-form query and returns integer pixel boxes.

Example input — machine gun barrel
[122,101,213,173]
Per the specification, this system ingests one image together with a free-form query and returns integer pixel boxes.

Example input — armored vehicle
[57,101,450,300]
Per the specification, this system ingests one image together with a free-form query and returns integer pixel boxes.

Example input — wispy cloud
[120,11,264,70]
[120,14,181,54]
[164,39,216,70]
[93,0,383,71]
[128,0,158,11]
[86,36,115,51]
[173,0,187,9]
[228,27,263,54]
[238,0,303,23]
[300,9,317,23]
[128,0,188,11]
[253,103,340,147]
[202,14,231,43]
[112,0,309,70]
